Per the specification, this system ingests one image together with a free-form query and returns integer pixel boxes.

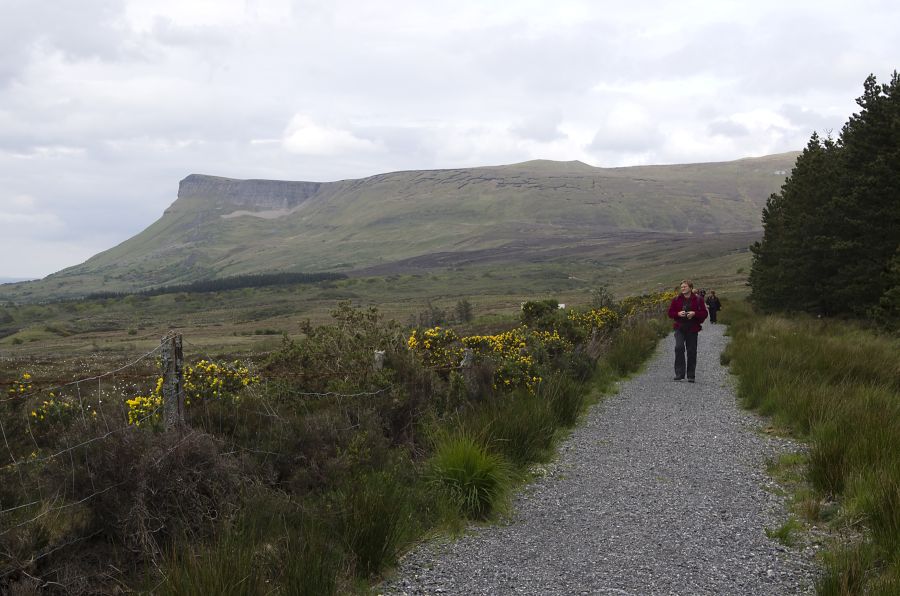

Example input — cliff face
[177,174,325,211]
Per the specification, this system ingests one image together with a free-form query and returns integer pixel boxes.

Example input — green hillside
[2,152,798,301]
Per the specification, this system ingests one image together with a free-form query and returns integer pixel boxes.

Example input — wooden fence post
[460,348,478,397]
[161,332,185,430]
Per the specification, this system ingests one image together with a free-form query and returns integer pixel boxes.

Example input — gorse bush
[723,300,900,593]
[264,300,403,393]
[125,359,259,428]
[407,292,674,395]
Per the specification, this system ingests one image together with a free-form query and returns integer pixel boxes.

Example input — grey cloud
[511,110,566,142]
[587,125,660,155]
[649,13,893,99]
[778,104,843,138]
[2,0,130,61]
[468,21,627,96]
[708,119,751,138]
[149,17,233,47]
[0,0,134,89]
[352,126,436,163]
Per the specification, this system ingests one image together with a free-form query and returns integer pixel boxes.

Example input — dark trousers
[709,309,718,323]
[674,328,698,379]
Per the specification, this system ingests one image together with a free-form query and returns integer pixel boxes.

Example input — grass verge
[721,300,900,594]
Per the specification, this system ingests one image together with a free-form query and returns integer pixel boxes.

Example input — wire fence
[0,330,398,522]
[0,343,160,584]
[1,297,674,590]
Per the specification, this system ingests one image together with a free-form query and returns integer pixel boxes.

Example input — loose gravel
[380,323,821,595]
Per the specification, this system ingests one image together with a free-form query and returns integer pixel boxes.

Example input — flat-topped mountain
[5,152,799,300]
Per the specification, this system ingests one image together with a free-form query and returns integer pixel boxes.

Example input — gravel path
[380,323,821,595]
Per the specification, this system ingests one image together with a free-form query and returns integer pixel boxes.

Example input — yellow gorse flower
[125,359,259,427]
[407,290,675,394]
[7,372,33,396]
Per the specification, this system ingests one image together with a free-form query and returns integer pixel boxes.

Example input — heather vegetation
[1,291,672,594]
[723,301,900,595]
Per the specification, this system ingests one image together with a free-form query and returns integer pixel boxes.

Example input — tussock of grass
[544,374,586,428]
[464,391,557,467]
[765,517,802,547]
[723,301,900,593]
[335,468,418,577]
[428,431,512,520]
[158,529,263,596]
[603,318,670,377]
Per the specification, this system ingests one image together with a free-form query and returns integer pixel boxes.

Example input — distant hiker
[667,280,708,383]
[705,290,722,324]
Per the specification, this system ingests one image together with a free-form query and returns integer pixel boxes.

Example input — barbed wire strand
[0,529,105,580]
[0,482,127,538]
[0,414,29,496]
[2,404,163,471]
[1,342,165,405]
[0,498,41,516]
[275,386,393,399]
[96,375,112,434]
[0,405,163,520]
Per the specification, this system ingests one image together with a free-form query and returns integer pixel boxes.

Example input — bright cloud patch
[0,194,65,235]
[282,115,381,156]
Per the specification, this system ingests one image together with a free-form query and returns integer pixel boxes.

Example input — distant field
[0,231,755,364]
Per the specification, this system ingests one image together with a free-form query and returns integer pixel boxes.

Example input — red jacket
[668,293,708,332]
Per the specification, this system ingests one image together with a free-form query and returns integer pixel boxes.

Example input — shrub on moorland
[520,299,561,327]
[381,347,445,443]
[70,429,243,561]
[560,350,595,383]
[263,301,403,394]
[428,432,511,519]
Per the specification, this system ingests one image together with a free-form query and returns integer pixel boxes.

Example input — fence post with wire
[161,332,186,430]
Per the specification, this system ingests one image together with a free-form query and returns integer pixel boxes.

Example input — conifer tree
[750,71,899,322]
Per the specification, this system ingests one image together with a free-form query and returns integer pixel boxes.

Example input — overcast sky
[1,0,896,279]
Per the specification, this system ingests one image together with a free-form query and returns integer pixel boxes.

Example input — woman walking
[667,280,708,382]
[705,290,722,324]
